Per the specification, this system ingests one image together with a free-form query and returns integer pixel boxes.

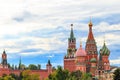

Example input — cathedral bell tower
[85,19,98,72]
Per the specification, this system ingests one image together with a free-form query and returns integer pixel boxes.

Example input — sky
[0,0,120,68]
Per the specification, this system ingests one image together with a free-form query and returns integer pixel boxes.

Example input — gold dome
[88,21,93,26]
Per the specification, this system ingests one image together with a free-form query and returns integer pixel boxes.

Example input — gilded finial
[89,17,93,26]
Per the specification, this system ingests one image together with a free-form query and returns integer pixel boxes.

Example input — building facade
[64,20,111,79]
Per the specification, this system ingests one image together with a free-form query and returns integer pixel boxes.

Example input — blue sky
[0,0,120,68]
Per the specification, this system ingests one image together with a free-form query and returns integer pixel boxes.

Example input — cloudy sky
[0,0,120,68]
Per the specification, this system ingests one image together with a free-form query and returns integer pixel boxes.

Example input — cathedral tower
[75,41,87,73]
[99,42,110,71]
[85,20,98,72]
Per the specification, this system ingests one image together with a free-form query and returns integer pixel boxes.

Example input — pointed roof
[87,19,94,41]
[69,24,75,40]
[47,60,52,66]
[100,42,110,55]
[18,56,22,69]
[3,49,6,54]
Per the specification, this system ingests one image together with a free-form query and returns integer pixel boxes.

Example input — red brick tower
[46,60,52,74]
[75,42,87,73]
[64,24,76,72]
[1,50,8,68]
[85,20,98,72]
[99,42,110,71]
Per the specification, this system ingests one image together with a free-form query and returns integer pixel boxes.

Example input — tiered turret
[46,60,52,74]
[67,24,76,57]
[64,24,76,72]
[99,42,110,71]
[85,20,98,72]
[1,50,8,68]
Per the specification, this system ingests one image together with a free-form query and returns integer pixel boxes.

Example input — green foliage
[3,76,15,80]
[2,74,7,77]
[113,68,120,80]
[48,66,92,80]
[69,70,82,80]
[0,75,15,80]
[22,70,40,80]
[48,66,69,80]
[8,63,11,68]
[28,64,38,70]
[9,73,19,80]
[37,64,41,70]
[81,73,92,80]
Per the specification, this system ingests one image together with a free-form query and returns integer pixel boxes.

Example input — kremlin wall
[0,50,52,80]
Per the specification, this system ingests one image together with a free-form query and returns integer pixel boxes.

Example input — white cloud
[110,58,120,65]
[0,0,119,60]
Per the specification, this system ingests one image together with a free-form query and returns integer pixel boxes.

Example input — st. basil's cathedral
[64,20,110,77]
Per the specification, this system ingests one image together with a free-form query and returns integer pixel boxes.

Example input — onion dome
[100,42,110,56]
[88,19,93,26]
[90,58,97,63]
[75,41,87,57]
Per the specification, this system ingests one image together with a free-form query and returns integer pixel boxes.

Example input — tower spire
[87,18,94,40]
[18,56,21,70]
[70,24,74,39]
[89,17,93,27]
[3,49,6,54]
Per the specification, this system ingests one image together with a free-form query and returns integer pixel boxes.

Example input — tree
[28,64,37,70]
[113,68,120,80]
[15,65,18,70]
[48,66,69,80]
[0,75,15,80]
[3,75,15,80]
[56,66,69,80]
[22,70,40,80]
[9,73,19,80]
[12,64,14,70]
[69,70,82,80]
[8,63,11,68]
[81,73,92,80]
[37,64,41,70]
